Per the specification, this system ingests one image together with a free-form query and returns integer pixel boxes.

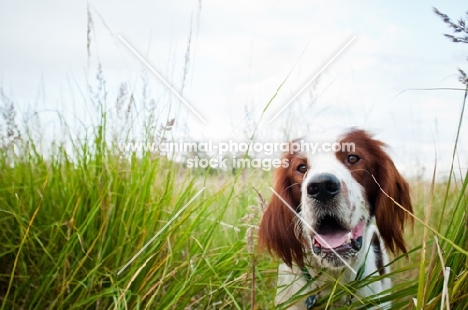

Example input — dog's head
[258,128,413,268]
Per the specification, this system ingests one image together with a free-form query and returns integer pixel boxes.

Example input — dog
[258,128,413,309]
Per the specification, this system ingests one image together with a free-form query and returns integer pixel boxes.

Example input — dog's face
[300,130,376,268]
[258,128,413,268]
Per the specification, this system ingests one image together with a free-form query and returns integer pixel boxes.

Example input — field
[0,93,467,310]
[1,7,468,308]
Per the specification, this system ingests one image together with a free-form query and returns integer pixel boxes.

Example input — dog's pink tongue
[314,232,349,249]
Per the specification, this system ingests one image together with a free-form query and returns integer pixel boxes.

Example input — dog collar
[301,263,366,309]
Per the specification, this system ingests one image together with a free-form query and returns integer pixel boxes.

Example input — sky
[0,0,467,180]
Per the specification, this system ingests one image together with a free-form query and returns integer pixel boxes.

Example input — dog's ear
[373,148,413,254]
[258,157,304,267]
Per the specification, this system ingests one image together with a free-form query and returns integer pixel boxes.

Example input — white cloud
[0,0,467,179]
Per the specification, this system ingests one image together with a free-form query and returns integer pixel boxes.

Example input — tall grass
[1,76,467,309]
[0,104,278,309]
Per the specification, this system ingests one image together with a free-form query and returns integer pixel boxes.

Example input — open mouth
[311,215,364,255]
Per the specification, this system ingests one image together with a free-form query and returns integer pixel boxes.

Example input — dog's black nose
[307,173,341,202]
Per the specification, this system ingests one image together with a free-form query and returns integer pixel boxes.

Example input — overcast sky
[1,1,467,179]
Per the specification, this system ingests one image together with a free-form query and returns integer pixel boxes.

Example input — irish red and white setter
[259,128,413,309]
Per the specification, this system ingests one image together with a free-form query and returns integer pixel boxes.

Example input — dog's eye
[347,155,360,164]
[296,164,307,173]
